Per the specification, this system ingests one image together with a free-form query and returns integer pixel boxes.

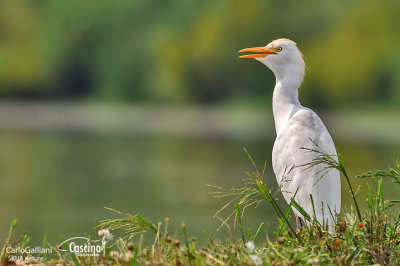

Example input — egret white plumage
[239,38,341,230]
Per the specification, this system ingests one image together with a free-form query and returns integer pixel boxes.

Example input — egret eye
[276,47,282,52]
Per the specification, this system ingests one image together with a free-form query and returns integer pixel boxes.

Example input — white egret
[239,38,341,230]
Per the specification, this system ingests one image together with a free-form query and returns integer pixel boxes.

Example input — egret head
[239,38,305,80]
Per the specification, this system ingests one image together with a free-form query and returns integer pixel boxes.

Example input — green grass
[1,151,400,265]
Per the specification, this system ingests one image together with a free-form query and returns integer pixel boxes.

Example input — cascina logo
[58,229,113,256]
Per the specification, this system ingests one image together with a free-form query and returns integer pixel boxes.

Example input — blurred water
[0,103,399,245]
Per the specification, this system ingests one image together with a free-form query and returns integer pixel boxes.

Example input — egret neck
[271,64,304,135]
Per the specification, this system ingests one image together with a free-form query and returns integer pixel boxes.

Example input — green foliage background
[1,0,399,107]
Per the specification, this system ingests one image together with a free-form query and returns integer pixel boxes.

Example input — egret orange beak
[238,46,277,58]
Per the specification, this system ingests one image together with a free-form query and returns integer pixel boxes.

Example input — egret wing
[272,109,341,226]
